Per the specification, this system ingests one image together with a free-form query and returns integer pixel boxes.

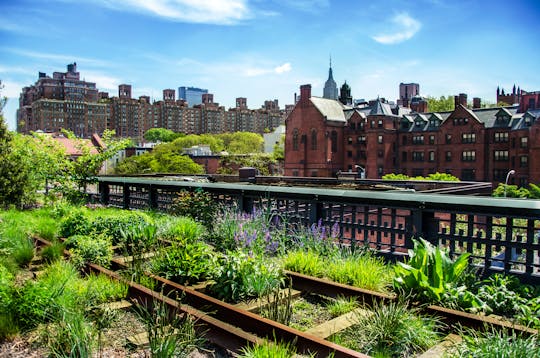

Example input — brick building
[18,64,287,139]
[285,83,540,186]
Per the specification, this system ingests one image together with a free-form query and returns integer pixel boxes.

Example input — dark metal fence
[97,176,540,284]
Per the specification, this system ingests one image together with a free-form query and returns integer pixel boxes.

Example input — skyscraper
[323,58,338,100]
[178,86,208,107]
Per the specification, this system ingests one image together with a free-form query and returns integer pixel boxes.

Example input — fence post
[123,183,130,209]
[149,185,158,210]
[238,191,254,214]
[408,207,438,248]
[99,181,109,206]
[309,196,324,225]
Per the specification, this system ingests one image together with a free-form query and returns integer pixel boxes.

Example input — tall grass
[332,299,443,357]
[239,337,298,358]
[449,327,540,357]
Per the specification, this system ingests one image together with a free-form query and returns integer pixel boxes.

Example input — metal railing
[97,176,540,284]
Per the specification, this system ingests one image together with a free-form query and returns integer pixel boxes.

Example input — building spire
[323,56,338,100]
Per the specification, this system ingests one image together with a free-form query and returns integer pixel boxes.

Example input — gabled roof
[310,97,346,123]
[369,98,394,116]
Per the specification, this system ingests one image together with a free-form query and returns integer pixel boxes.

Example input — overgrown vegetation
[492,182,540,199]
[383,172,460,181]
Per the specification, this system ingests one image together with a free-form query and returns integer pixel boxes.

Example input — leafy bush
[92,210,153,245]
[69,232,113,269]
[151,241,217,285]
[393,238,472,302]
[209,252,284,302]
[59,209,92,238]
[169,189,217,229]
[382,172,460,181]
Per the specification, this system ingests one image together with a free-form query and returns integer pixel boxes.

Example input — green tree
[217,132,264,154]
[272,134,285,161]
[143,128,179,143]
[492,183,530,198]
[115,149,203,175]
[0,84,31,208]
[168,134,224,153]
[64,129,130,194]
[426,95,455,112]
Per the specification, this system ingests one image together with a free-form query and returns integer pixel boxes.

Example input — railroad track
[34,237,537,357]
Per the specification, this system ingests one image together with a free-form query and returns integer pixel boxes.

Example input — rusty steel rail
[285,271,538,336]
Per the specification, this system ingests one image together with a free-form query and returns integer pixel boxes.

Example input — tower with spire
[323,57,338,100]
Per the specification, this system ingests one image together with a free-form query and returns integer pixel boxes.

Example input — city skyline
[2,0,540,130]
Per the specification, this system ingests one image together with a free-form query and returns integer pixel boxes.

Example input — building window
[357,135,366,144]
[402,151,407,162]
[494,132,509,143]
[292,129,299,150]
[311,129,317,150]
[347,137,353,145]
[413,135,424,144]
[347,150,353,158]
[493,169,506,181]
[358,150,366,159]
[412,151,424,162]
[378,120,383,128]
[462,150,476,161]
[429,151,435,162]
[445,151,452,162]
[462,169,476,181]
[494,150,509,161]
[377,135,383,144]
[429,135,435,145]
[402,136,407,145]
[521,137,528,148]
[377,150,383,158]
[461,133,476,143]
[378,166,383,176]
[331,130,338,153]
[446,134,452,144]
[520,155,528,167]
[370,120,375,128]
[350,122,356,130]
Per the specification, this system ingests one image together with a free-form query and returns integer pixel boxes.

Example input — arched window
[331,130,338,153]
[293,129,299,150]
[311,129,317,150]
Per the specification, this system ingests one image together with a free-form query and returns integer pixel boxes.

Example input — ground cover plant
[330,299,443,357]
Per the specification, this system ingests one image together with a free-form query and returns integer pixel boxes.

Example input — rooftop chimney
[473,97,481,109]
[300,84,311,107]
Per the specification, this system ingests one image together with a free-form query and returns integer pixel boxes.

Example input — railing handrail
[97,176,540,218]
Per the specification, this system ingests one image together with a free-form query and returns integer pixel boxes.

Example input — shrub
[92,210,153,245]
[151,241,217,285]
[59,209,92,238]
[169,189,217,229]
[69,232,113,269]
[210,252,284,302]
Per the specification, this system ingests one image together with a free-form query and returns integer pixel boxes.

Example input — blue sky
[1,0,539,130]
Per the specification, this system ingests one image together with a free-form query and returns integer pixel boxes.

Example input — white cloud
[1,48,110,67]
[82,71,122,92]
[1,79,26,98]
[274,62,291,74]
[93,0,251,25]
[372,13,421,45]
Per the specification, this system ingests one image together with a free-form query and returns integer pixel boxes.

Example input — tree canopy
[426,95,455,112]
[143,128,180,143]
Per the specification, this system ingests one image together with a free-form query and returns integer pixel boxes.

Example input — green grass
[239,338,298,358]
[330,299,443,357]
[449,327,540,357]
[326,296,358,318]
[282,249,325,277]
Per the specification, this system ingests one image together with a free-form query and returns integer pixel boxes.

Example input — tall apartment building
[17,63,106,136]
[285,83,540,186]
[178,86,208,107]
[18,64,288,139]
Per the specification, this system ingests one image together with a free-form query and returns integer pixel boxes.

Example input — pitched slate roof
[310,96,346,123]
[369,98,394,116]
